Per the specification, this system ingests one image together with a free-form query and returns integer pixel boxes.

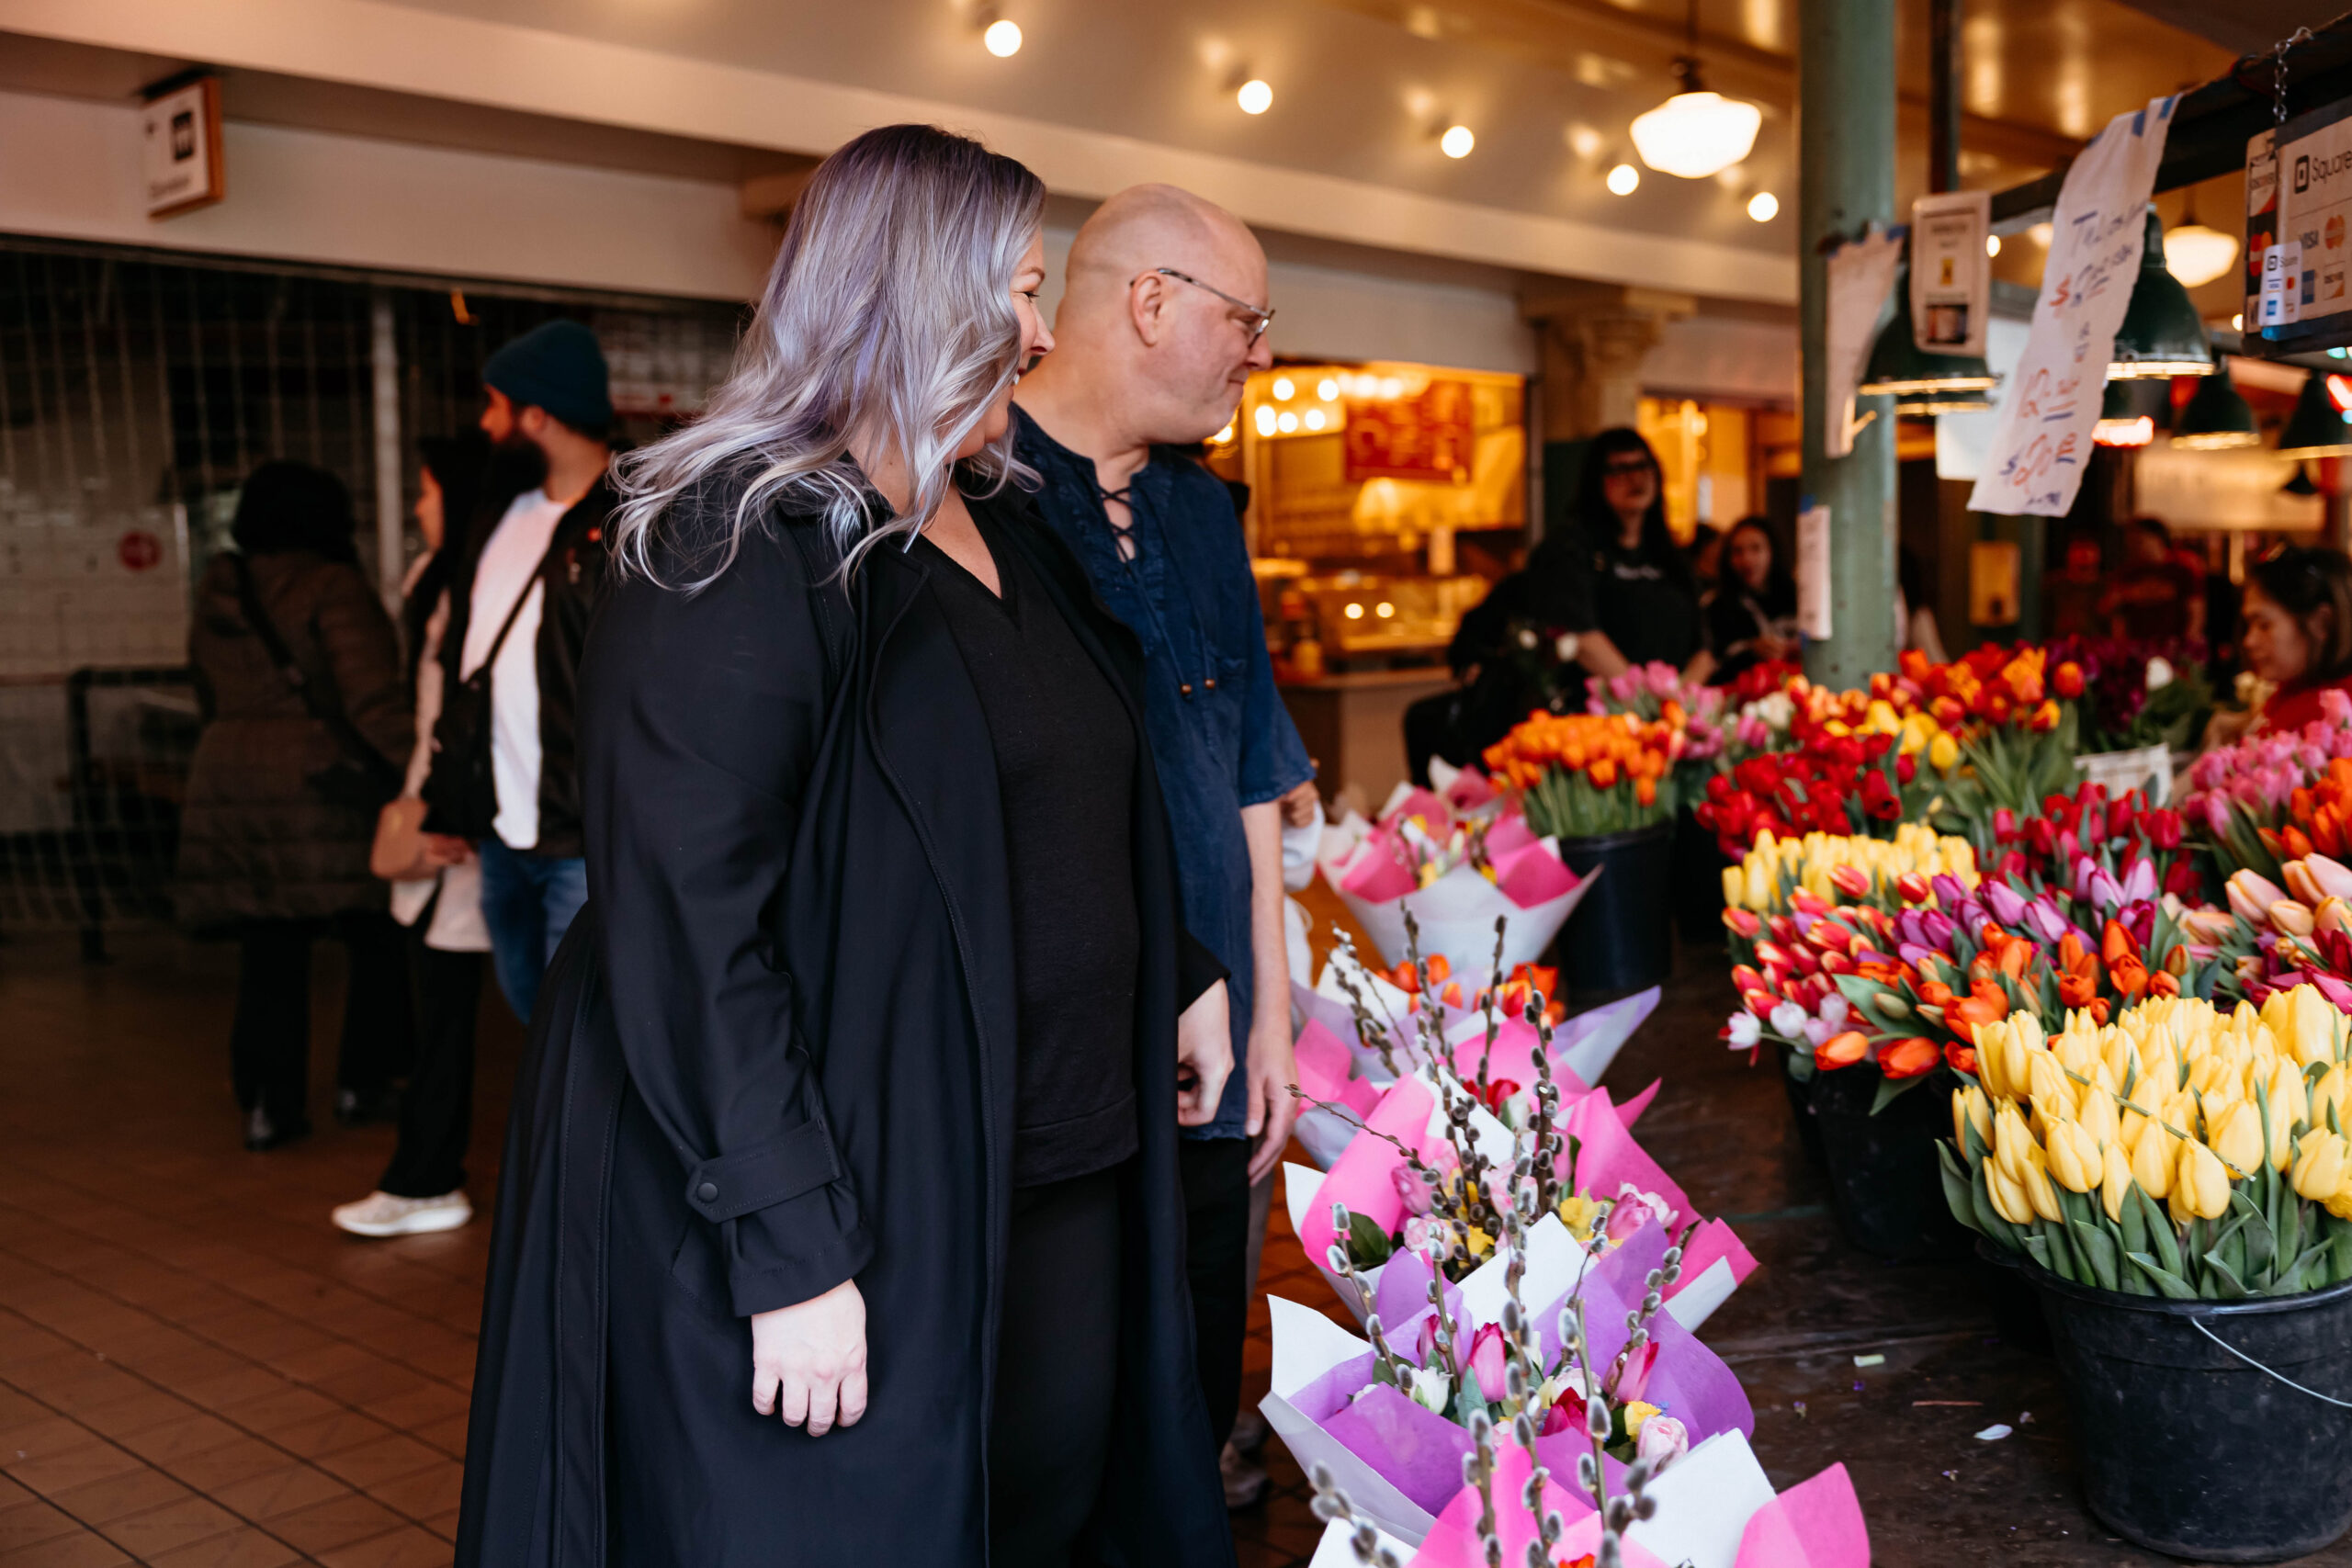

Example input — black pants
[230,912,413,1124]
[1179,1136,1253,1450]
[378,940,485,1197]
[989,1166,1121,1566]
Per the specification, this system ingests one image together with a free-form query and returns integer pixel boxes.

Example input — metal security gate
[0,237,743,950]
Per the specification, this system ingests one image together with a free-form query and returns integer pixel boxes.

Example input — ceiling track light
[1236,77,1273,115]
[978,12,1022,57]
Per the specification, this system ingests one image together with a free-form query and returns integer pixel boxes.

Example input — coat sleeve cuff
[726,1223,876,1317]
[1176,926,1228,1014]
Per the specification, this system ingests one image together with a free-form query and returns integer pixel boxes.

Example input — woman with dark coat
[177,461,415,1150]
[457,125,1238,1568]
[1522,426,1709,696]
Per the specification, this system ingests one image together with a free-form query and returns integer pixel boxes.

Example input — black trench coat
[454,479,1236,1567]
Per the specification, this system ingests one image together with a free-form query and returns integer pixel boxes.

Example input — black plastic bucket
[1781,1058,1826,1169]
[1990,1247,2352,1562]
[1671,806,1728,947]
[1803,1065,1971,1262]
[1553,822,1674,994]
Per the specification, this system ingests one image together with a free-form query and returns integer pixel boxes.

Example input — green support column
[1798,0,1900,689]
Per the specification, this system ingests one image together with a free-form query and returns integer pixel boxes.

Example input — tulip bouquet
[1691,730,1944,859]
[1484,712,1684,839]
[1943,987,2352,1298]
[2043,634,2211,755]
[1585,662,1735,769]
[1973,782,2202,904]
[2180,688,2352,882]
[2211,853,2352,1016]
[1319,782,1591,972]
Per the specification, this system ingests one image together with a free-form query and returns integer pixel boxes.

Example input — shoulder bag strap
[229,553,402,791]
[459,537,563,690]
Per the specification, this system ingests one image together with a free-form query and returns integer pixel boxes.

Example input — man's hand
[1177,978,1234,1127]
[1244,1015,1298,1182]
[750,1279,867,1436]
[1277,777,1321,829]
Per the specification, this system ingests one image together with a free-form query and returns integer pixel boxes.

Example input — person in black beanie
[427,320,616,1028]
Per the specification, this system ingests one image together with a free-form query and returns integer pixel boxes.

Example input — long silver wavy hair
[610,124,1045,584]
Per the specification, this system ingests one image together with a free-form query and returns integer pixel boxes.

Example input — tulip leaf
[2277,1192,2303,1287]
[1832,974,1882,1009]
[2068,1219,2121,1292]
[2328,1213,2352,1285]
[2271,1241,2334,1296]
[1970,1162,2020,1250]
[2041,1216,2081,1284]
[2229,1189,2276,1284]
[2199,1251,2252,1301]
[2019,1230,2055,1279]
[2126,1251,2200,1300]
[1939,1143,1983,1236]
[1869,1074,1928,1115]
[2120,1183,2149,1260]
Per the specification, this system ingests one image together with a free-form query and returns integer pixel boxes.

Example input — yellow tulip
[1973,1019,2011,1099]
[2287,987,2339,1066]
[2316,1066,2349,1134]
[2265,1058,2305,1168]
[2018,1144,2064,1223]
[1953,1085,1993,1153]
[2210,1100,2265,1178]
[2292,1128,2350,1202]
[2078,1084,2120,1150]
[2172,1139,2233,1223]
[2100,1139,2134,1222]
[1987,1165,2034,1225]
[1928,730,1959,773]
[1993,1101,2038,1186]
[1721,866,1744,910]
[2131,1119,2175,1200]
[2045,1119,2102,1194]
[2028,1052,2077,1121]
[2328,1167,2352,1224]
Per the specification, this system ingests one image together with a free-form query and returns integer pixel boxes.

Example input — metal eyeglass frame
[1148,267,1274,340]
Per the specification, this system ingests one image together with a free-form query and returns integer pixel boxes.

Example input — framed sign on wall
[141,73,224,220]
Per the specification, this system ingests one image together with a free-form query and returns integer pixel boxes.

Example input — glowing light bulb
[1374,601,1396,618]
[1253,405,1277,437]
[1344,602,1365,619]
[1317,378,1339,401]
[1276,411,1299,433]
[1440,125,1476,159]
[982,19,1022,57]
[1238,79,1273,115]
[1747,191,1778,222]
[1211,419,1236,445]
[2233,313,2245,332]
[1986,234,2002,258]
[1272,377,1295,400]
[1606,164,1640,196]
[1304,408,1327,431]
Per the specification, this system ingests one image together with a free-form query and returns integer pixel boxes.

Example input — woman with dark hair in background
[1524,426,1708,694]
[334,434,527,1235]
[1702,515,1798,685]
[177,460,414,1151]
[2240,546,2352,733]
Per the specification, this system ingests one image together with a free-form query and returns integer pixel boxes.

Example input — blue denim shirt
[1013,407,1315,1139]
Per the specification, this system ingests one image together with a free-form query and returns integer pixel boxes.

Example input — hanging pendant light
[2279,370,2352,457]
[2109,209,2217,379]
[1892,385,1997,415]
[1857,265,1999,400]
[1628,0,1761,180]
[2092,381,2157,447]
[2285,464,2322,496]
[2164,181,2239,289]
[2170,362,2261,449]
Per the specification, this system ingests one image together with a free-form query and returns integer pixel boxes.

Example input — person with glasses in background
[1010,184,1315,1506]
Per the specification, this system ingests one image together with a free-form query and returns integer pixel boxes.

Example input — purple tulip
[2071,855,2098,901]
[1898,942,1937,968]
[1896,910,1927,949]
[1985,882,2028,928]
[2124,901,2155,952]
[1930,874,1970,909]
[2025,897,2069,944]
[1920,909,1958,950]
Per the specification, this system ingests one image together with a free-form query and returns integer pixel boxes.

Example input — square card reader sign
[2255,98,2352,352]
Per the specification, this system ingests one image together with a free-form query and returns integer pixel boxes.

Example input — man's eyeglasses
[1148,267,1274,341]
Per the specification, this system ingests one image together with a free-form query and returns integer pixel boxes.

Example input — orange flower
[1816,1031,1871,1068]
[1880,1038,1940,1078]
[1944,1042,1979,1075]
[1946,982,2011,1043]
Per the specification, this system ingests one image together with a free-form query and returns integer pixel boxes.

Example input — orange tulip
[1817,1031,1871,1068]
[1880,1038,1940,1078]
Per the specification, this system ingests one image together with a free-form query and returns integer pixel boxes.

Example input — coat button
[695,1181,718,1202]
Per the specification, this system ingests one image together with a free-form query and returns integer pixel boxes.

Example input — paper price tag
[1796,503,1832,641]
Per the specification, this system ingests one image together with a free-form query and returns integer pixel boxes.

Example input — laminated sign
[1969,96,2177,517]
[2249,98,2352,351]
[1911,191,1991,357]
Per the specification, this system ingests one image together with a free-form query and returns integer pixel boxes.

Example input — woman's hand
[369,799,474,882]
[1176,978,1234,1127]
[751,1279,867,1436]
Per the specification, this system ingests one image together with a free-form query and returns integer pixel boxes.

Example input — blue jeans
[478,838,588,1024]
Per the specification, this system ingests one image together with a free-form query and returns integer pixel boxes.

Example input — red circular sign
[118,530,163,571]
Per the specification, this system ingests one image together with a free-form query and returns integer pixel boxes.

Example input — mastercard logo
[2331,214,2346,251]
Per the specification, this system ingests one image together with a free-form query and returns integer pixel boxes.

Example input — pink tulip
[1611,1339,1659,1403]
[1466,1322,1509,1404]
[1539,1393,1583,1437]
[1635,1414,1690,1470]
[1416,1313,1441,1368]
[1392,1162,1434,1216]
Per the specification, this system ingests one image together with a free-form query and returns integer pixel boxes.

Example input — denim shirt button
[1204,677,1217,690]
[1179,682,1193,696]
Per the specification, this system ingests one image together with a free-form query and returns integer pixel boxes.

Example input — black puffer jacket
[175,549,412,929]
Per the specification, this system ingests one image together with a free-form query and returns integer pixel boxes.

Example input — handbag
[420,545,555,840]
[230,554,405,812]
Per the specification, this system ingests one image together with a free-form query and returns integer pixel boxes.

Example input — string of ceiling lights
[972,0,1780,220]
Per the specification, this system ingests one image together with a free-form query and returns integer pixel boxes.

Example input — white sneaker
[331,1190,472,1237]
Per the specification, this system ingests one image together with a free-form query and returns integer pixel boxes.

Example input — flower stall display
[2046,636,2210,757]
[2181,689,2352,883]
[1318,781,1591,971]
[1941,986,2352,1560]
[1694,725,1955,859]
[2211,852,2352,1015]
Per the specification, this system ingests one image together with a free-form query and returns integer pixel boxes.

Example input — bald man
[1013,186,1313,1490]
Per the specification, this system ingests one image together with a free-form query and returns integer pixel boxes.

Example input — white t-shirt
[461,489,570,851]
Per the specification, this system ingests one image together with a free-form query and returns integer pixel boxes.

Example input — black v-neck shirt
[917,503,1141,1188]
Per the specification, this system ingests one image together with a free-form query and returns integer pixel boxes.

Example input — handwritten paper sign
[1968,96,2177,517]
[1823,229,1903,459]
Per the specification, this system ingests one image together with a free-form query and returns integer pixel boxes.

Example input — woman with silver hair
[456,124,1238,1567]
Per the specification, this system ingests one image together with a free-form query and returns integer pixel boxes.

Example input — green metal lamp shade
[2279,369,2352,457]
[1892,384,1997,415]
[1858,265,1997,397]
[2109,209,2215,379]
[2170,363,2261,449]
